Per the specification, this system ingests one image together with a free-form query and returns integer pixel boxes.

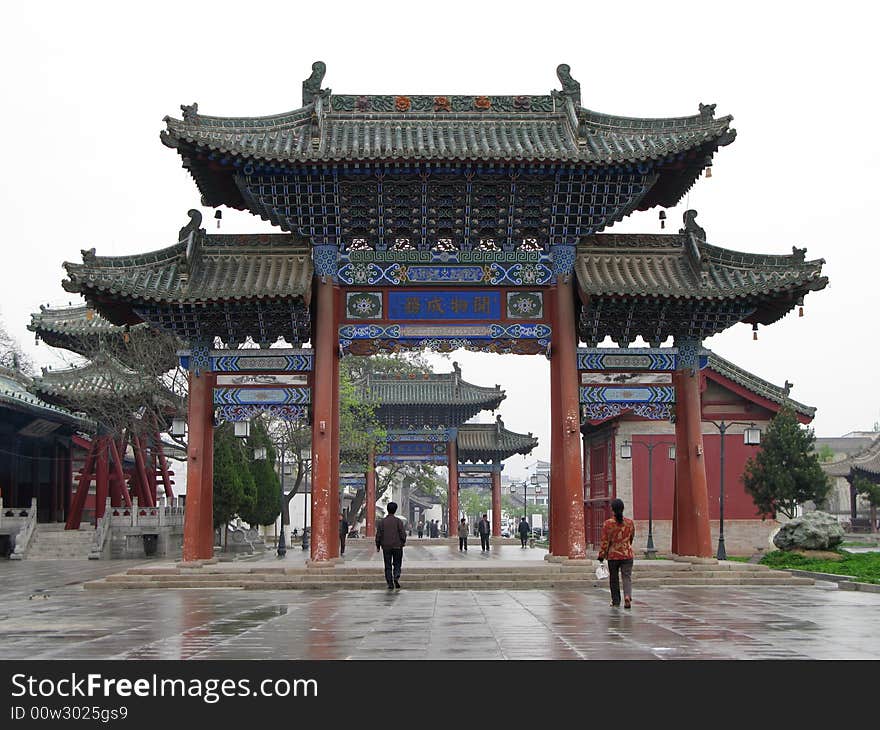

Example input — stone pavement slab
[0,559,878,660]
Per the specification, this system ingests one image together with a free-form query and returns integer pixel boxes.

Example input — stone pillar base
[175,557,219,569]
[305,557,344,568]
[671,555,718,565]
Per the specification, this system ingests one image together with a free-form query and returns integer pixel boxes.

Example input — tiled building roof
[0,367,94,431]
[162,67,732,166]
[28,305,179,371]
[575,211,827,344]
[31,355,179,412]
[576,229,826,307]
[822,436,880,479]
[160,63,733,213]
[62,212,312,311]
[457,418,538,462]
[706,352,815,419]
[358,364,504,428]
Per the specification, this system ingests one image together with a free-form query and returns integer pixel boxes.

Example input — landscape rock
[773,511,845,551]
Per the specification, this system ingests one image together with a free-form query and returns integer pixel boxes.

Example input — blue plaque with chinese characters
[388,291,501,320]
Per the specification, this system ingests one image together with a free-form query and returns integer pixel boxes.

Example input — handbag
[595,562,609,580]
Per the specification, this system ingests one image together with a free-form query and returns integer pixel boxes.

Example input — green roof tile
[457,418,538,462]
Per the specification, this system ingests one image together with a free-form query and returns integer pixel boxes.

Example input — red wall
[630,432,764,521]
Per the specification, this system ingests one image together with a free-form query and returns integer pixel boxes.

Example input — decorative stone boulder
[773,511,845,551]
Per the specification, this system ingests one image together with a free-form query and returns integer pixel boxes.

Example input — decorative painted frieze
[576,347,707,372]
[179,348,314,373]
[579,385,675,404]
[213,388,311,406]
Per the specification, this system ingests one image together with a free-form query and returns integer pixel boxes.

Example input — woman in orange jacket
[598,498,635,609]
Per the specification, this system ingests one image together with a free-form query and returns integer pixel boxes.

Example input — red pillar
[95,436,109,524]
[109,439,131,508]
[66,440,97,529]
[672,366,712,557]
[365,446,376,537]
[329,323,341,558]
[156,434,175,501]
[132,434,156,508]
[310,275,337,562]
[447,439,459,531]
[200,378,215,558]
[183,368,214,562]
[549,276,586,559]
[491,468,501,537]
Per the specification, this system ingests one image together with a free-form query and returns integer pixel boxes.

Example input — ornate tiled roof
[822,436,880,479]
[457,417,538,462]
[27,305,160,356]
[62,211,312,309]
[576,216,826,306]
[162,64,733,166]
[706,351,815,418]
[357,363,505,428]
[575,211,827,340]
[0,367,94,430]
[31,354,179,411]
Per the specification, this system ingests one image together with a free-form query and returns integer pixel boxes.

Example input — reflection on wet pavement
[1,559,878,660]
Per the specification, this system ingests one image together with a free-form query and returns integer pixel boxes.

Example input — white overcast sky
[2,1,878,479]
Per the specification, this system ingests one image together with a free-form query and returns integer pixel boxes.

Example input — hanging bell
[123,326,130,344]
[659,210,667,230]
[214,209,222,229]
[705,166,713,178]
[752,323,758,341]
[797,297,804,317]
[85,308,95,321]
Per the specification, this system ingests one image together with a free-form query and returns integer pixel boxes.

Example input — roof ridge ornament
[180,103,198,122]
[556,64,581,106]
[791,245,806,263]
[681,210,709,282]
[302,61,327,106]
[178,209,203,283]
[698,103,716,120]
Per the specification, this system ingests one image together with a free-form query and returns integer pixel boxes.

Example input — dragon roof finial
[556,64,581,106]
[303,61,327,106]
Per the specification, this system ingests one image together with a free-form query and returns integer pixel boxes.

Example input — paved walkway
[1,547,878,660]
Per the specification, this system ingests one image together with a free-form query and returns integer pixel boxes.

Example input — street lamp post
[530,472,549,537]
[300,448,312,551]
[620,438,675,557]
[277,446,287,558]
[705,421,761,560]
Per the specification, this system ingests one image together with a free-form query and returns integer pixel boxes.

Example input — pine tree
[212,424,250,529]
[742,406,830,519]
[238,418,281,528]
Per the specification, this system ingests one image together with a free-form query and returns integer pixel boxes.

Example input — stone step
[90,571,811,590]
[86,575,811,591]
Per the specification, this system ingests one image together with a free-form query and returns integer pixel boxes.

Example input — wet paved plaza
[2,550,879,660]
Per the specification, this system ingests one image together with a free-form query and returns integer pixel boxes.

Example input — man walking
[376,502,407,590]
[339,512,350,556]
[518,516,530,548]
[478,513,491,552]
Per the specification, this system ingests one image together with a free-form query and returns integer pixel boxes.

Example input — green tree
[238,418,280,528]
[212,424,249,530]
[853,475,880,533]
[742,406,830,520]
[459,487,491,523]
[815,444,835,463]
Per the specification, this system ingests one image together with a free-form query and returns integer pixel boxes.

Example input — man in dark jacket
[339,513,350,555]
[518,516,531,548]
[478,514,491,552]
[376,502,407,589]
